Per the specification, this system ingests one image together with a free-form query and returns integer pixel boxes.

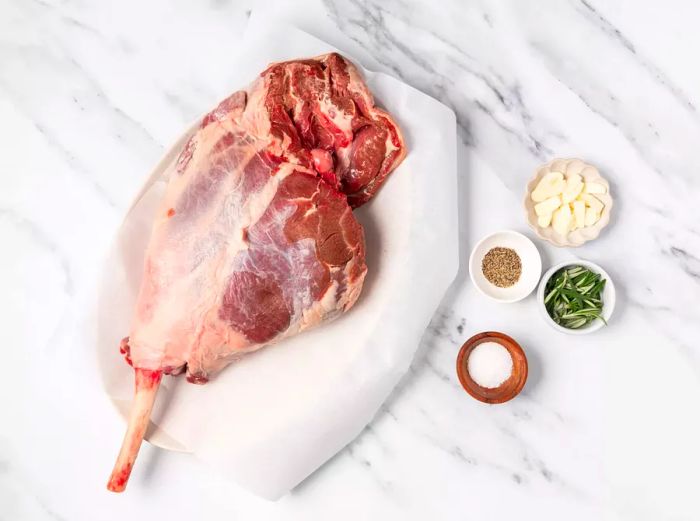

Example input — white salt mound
[467,341,513,388]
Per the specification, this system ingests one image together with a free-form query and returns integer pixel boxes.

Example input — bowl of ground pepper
[469,230,542,303]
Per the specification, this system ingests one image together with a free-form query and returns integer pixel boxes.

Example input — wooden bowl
[456,332,528,404]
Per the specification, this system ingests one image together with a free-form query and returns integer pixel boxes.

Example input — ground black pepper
[481,247,522,288]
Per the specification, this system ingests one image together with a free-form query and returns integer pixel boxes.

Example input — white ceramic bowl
[537,260,616,335]
[469,230,542,303]
[524,158,614,247]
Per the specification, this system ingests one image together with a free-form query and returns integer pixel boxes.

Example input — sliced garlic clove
[573,200,586,229]
[535,195,562,217]
[538,213,553,227]
[552,203,573,235]
[584,182,607,194]
[582,193,604,214]
[531,172,565,202]
[584,206,599,226]
[562,174,584,203]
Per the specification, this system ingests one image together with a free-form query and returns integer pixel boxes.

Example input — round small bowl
[456,332,528,404]
[537,260,616,335]
[469,230,542,303]
[524,158,614,247]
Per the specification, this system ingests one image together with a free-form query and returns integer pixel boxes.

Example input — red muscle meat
[107,53,406,492]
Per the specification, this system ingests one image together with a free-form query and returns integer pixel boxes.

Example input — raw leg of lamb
[107,53,406,492]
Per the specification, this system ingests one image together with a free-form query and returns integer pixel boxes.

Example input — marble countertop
[2,0,699,519]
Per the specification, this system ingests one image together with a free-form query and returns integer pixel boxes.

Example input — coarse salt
[467,341,513,388]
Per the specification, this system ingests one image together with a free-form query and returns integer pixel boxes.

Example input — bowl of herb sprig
[537,260,616,334]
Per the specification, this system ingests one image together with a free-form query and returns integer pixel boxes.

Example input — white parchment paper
[95,12,458,499]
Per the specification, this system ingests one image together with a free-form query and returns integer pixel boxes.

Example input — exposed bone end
[107,368,162,493]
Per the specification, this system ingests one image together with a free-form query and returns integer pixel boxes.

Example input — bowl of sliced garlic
[524,158,613,247]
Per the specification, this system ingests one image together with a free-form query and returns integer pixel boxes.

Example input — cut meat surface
[107,53,406,492]
[260,52,406,206]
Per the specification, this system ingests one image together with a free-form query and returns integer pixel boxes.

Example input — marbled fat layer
[1,0,698,520]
